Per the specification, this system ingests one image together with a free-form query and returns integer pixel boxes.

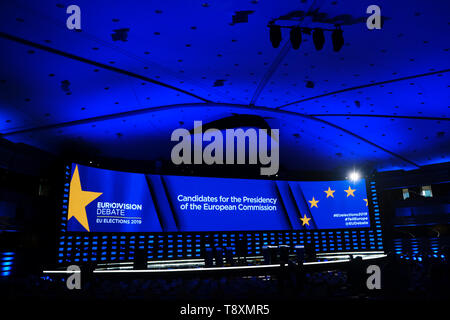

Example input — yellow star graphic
[324,187,335,198]
[344,186,356,197]
[308,196,319,208]
[364,199,368,206]
[68,165,103,232]
[300,214,311,226]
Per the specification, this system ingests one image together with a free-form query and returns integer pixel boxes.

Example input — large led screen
[66,163,371,232]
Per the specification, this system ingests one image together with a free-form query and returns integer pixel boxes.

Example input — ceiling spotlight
[331,27,344,52]
[269,25,282,48]
[290,26,302,50]
[349,171,361,182]
[312,28,325,50]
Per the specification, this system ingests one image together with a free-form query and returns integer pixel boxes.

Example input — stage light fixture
[349,171,360,182]
[331,27,344,52]
[312,28,325,50]
[269,25,282,48]
[290,26,302,50]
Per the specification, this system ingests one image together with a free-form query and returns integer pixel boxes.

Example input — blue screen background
[67,163,371,232]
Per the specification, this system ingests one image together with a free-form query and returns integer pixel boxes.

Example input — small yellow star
[324,187,335,198]
[344,186,356,197]
[308,196,319,208]
[364,199,368,206]
[300,214,311,226]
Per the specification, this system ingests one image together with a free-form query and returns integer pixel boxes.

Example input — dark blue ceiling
[0,0,448,173]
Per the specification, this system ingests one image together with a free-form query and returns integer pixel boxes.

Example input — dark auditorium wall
[0,137,62,272]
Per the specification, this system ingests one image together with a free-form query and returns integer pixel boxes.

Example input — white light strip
[315,255,352,260]
[303,259,349,266]
[317,251,384,256]
[97,262,133,266]
[97,257,263,267]
[44,254,387,274]
[147,259,204,264]
[93,255,386,273]
[93,264,281,274]
[315,254,385,260]
[43,270,80,274]
[362,254,386,260]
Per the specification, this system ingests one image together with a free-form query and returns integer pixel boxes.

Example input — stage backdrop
[67,163,371,232]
